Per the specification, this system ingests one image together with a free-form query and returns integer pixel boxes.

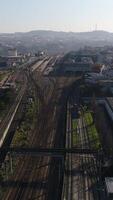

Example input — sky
[0,0,113,33]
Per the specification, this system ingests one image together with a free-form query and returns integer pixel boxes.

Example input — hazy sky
[0,0,113,33]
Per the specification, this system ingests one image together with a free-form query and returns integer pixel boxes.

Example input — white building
[8,48,17,57]
[105,177,113,199]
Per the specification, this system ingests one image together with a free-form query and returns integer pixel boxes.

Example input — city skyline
[1,0,113,33]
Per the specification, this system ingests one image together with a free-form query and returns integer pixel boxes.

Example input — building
[8,48,17,57]
[63,63,93,73]
[0,57,7,68]
[105,177,113,199]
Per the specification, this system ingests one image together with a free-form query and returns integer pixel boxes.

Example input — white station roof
[105,177,113,194]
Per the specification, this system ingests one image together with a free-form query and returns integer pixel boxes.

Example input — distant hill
[0,30,113,55]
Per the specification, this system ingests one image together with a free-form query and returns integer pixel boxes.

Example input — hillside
[0,30,113,55]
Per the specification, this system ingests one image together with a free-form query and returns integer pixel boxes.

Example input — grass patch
[84,112,93,125]
[12,100,37,147]
[84,111,100,149]
[0,72,8,82]
[0,88,15,120]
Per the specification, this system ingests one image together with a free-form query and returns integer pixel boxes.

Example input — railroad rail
[62,89,102,200]
[1,76,69,200]
[0,75,27,148]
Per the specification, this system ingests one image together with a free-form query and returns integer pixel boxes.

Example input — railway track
[1,75,80,200]
[2,76,65,200]
[0,75,27,148]
[63,91,100,200]
[2,107,54,199]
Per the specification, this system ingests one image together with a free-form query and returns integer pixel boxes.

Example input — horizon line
[0,29,112,35]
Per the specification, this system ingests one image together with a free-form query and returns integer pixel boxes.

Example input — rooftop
[105,177,113,194]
